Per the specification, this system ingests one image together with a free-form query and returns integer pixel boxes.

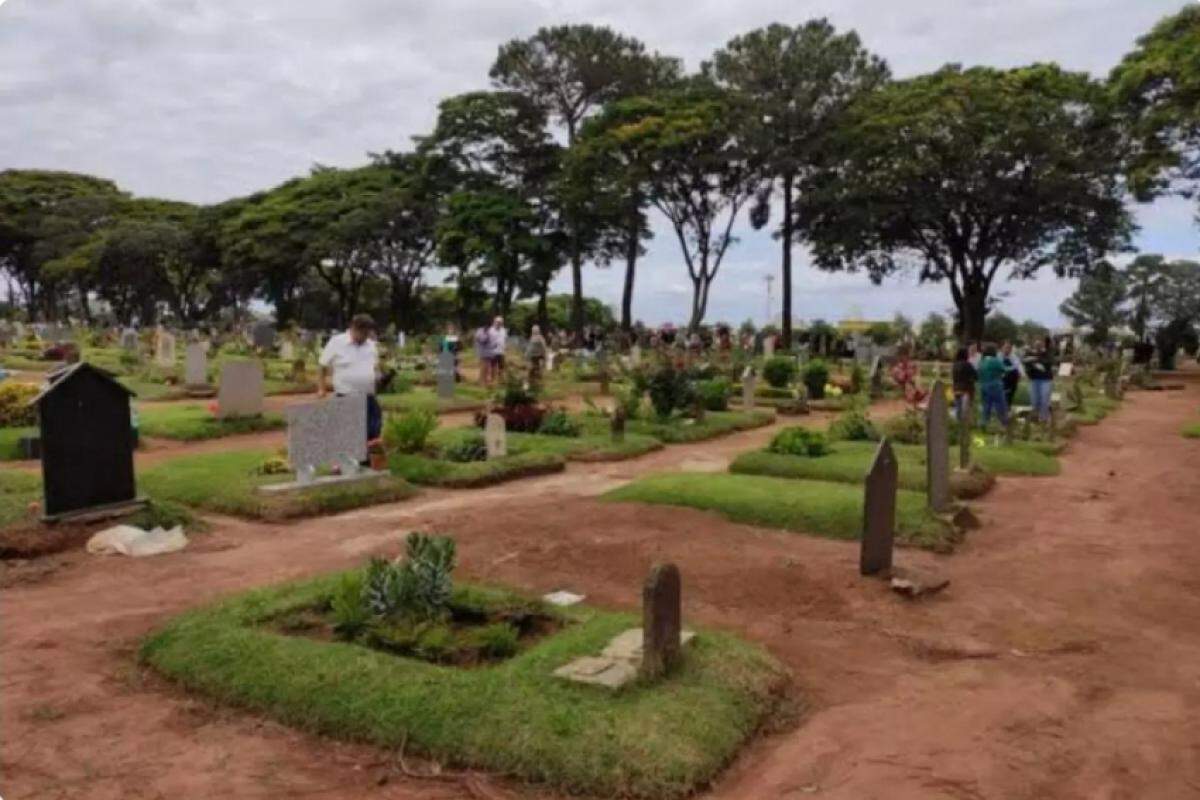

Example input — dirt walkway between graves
[4,390,1200,799]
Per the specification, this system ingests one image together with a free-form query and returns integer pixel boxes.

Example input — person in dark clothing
[951,347,977,422]
[1000,341,1022,407]
[1022,337,1056,422]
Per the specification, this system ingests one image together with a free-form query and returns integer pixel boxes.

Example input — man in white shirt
[488,316,507,381]
[318,314,382,441]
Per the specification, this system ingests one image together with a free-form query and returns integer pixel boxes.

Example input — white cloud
[1,0,1197,326]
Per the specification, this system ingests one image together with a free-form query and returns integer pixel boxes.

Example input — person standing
[1022,337,1056,423]
[474,324,492,386]
[1000,341,1022,407]
[526,324,547,385]
[951,347,977,422]
[977,343,1009,428]
[487,316,507,383]
[318,314,382,443]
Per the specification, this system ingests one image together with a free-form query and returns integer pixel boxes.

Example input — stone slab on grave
[252,322,276,350]
[155,329,176,367]
[436,350,455,400]
[120,328,139,351]
[485,413,507,459]
[860,438,898,576]
[184,342,209,388]
[216,360,264,419]
[925,380,951,513]
[259,395,381,493]
[742,367,756,410]
[1058,362,1074,378]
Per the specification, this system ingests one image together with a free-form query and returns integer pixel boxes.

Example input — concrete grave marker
[742,367,756,410]
[120,328,139,351]
[860,438,898,576]
[251,322,276,350]
[155,329,176,367]
[763,336,775,358]
[485,413,507,459]
[641,563,682,679]
[184,343,208,387]
[286,396,367,478]
[925,380,951,512]
[435,350,455,400]
[217,360,264,419]
[279,340,295,361]
[1057,362,1074,378]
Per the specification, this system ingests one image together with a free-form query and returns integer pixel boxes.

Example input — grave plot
[0,381,39,461]
[576,408,776,444]
[141,537,788,800]
[138,449,414,521]
[137,403,285,441]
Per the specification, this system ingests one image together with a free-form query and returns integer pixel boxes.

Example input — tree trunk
[781,173,794,349]
[621,209,638,332]
[569,250,584,344]
[959,284,988,345]
[536,283,549,331]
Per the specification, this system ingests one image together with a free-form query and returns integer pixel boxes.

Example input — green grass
[137,404,285,441]
[1183,422,1200,439]
[377,385,490,414]
[506,430,662,462]
[731,439,1057,489]
[580,410,775,444]
[0,470,41,527]
[141,572,787,800]
[0,426,37,461]
[604,472,954,550]
[139,449,415,520]
[388,450,565,488]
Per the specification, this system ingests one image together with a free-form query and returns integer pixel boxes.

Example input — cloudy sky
[2,0,1197,328]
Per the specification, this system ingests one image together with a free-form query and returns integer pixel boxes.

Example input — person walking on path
[977,343,1009,428]
[952,346,977,422]
[487,316,507,384]
[1000,341,1022,407]
[1023,337,1056,423]
[318,314,382,443]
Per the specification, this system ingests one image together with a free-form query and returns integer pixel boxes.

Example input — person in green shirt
[977,343,1009,428]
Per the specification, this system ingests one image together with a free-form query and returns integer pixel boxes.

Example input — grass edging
[140,572,789,799]
[388,451,566,488]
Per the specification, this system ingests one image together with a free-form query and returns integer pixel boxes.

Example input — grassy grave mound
[730,437,1056,493]
[580,410,775,444]
[377,384,491,414]
[0,426,37,461]
[137,403,285,441]
[141,571,788,800]
[0,470,42,529]
[508,429,663,462]
[139,449,415,520]
[605,472,955,551]
[387,449,565,488]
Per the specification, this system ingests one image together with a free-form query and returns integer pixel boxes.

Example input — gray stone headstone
[279,340,295,361]
[217,360,264,419]
[252,322,276,350]
[742,367,756,410]
[860,438,898,576]
[763,336,775,358]
[925,380,950,512]
[184,343,208,387]
[485,413,507,459]
[155,330,176,367]
[286,395,367,473]
[435,350,455,400]
[641,562,682,680]
[120,328,138,351]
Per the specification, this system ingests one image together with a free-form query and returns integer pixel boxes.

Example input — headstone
[763,336,775,358]
[1057,362,1074,378]
[611,406,626,442]
[641,562,682,680]
[217,360,264,419]
[279,340,296,361]
[32,363,141,520]
[869,356,884,399]
[252,322,276,350]
[860,438,898,576]
[435,350,455,400]
[120,328,139,351]
[925,380,951,512]
[155,330,176,367]
[742,367,756,410]
[485,413,507,459]
[547,351,558,372]
[184,343,208,387]
[285,396,367,478]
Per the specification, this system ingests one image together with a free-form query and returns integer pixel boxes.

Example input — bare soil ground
[3,388,1199,799]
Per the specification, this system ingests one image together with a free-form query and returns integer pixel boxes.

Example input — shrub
[471,622,520,659]
[363,532,458,622]
[768,427,830,457]
[762,357,797,389]
[118,350,140,368]
[802,360,830,399]
[647,363,693,419]
[254,455,291,475]
[414,624,456,663]
[330,572,370,638]
[828,405,879,441]
[498,373,537,409]
[384,409,439,454]
[0,383,38,428]
[613,385,643,420]
[849,362,865,395]
[696,378,732,411]
[880,409,925,445]
[440,431,488,462]
[538,409,582,437]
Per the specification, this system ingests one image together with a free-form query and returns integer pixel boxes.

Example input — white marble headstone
[485,413,507,459]
[742,367,756,410]
[279,340,295,361]
[155,330,176,367]
[763,337,775,358]
[1057,362,1074,378]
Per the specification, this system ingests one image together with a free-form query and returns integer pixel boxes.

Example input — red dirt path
[2,387,1200,799]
